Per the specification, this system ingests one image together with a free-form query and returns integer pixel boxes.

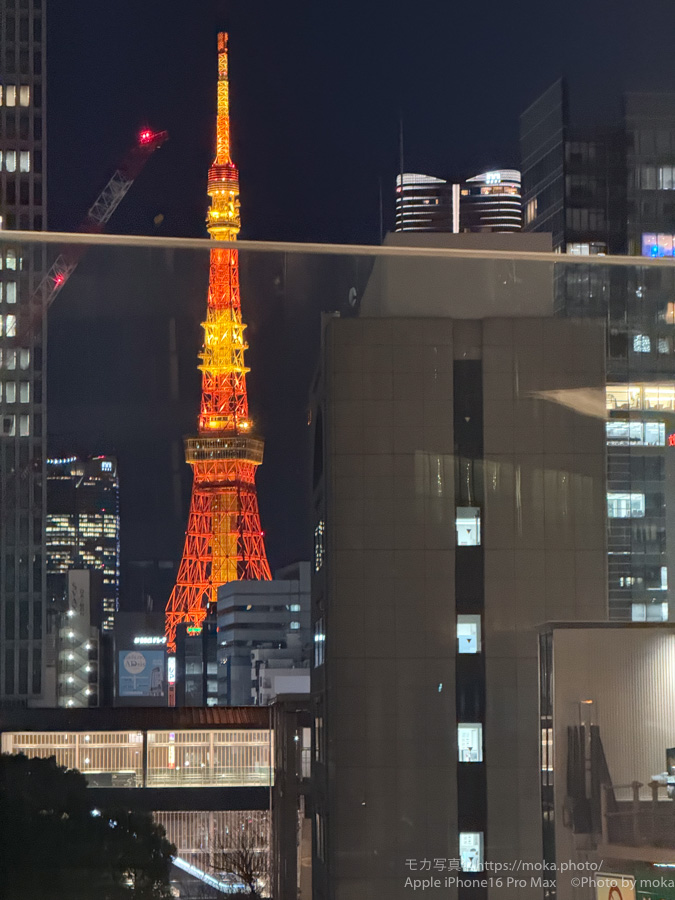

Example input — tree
[0,753,176,900]
[211,814,270,899]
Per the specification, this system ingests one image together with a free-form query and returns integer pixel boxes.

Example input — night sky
[44,0,675,609]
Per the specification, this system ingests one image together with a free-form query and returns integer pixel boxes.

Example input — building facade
[395,170,521,234]
[310,233,607,900]
[46,455,120,631]
[521,81,675,624]
[216,562,311,706]
[0,0,47,704]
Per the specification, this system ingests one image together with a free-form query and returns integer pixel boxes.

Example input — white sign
[123,651,147,675]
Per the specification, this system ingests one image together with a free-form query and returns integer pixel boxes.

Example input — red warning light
[138,130,153,145]
[54,273,65,286]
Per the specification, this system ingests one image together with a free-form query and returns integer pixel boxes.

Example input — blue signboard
[118,650,165,697]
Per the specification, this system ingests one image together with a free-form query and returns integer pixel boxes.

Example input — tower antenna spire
[165,33,271,663]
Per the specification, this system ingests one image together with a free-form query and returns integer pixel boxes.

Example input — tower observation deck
[165,33,271,654]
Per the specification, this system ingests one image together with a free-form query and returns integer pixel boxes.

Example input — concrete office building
[309,232,607,900]
[0,0,47,704]
[217,562,311,706]
[521,81,675,624]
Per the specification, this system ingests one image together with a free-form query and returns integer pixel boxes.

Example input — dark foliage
[0,753,176,900]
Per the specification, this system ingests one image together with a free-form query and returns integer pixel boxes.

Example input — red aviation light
[138,130,153,145]
[54,273,65,286]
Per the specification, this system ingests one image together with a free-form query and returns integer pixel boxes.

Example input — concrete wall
[314,312,606,900]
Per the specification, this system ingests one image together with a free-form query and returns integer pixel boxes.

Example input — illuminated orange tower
[165,33,271,653]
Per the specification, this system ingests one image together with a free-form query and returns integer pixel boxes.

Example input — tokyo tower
[165,32,271,653]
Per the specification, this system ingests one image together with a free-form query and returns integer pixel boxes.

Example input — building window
[18,86,30,107]
[5,282,16,304]
[606,420,665,446]
[631,602,668,623]
[315,812,326,863]
[3,416,16,437]
[5,151,16,173]
[19,415,29,436]
[642,233,675,257]
[659,337,671,354]
[19,151,30,173]
[289,621,300,630]
[314,618,325,667]
[314,520,325,572]
[459,832,483,872]
[5,382,16,403]
[633,334,651,353]
[607,492,645,519]
[314,714,324,763]
[289,604,301,612]
[458,724,483,762]
[3,85,17,107]
[659,166,675,190]
[457,615,481,653]
[525,197,537,225]
[456,507,481,546]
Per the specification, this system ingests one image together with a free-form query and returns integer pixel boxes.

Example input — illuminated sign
[118,650,165,698]
[669,434,675,447]
[485,171,502,185]
[167,656,176,685]
[186,626,202,635]
[133,636,167,645]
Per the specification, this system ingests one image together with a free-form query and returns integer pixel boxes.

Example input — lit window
[567,242,590,255]
[6,251,16,271]
[19,381,29,403]
[457,615,481,653]
[290,621,300,630]
[289,604,301,612]
[606,420,665,446]
[633,334,651,353]
[19,350,30,370]
[5,382,16,403]
[659,166,675,190]
[659,337,671,354]
[607,492,645,518]
[6,282,16,304]
[5,151,16,173]
[18,86,30,107]
[5,350,17,370]
[458,724,483,762]
[459,832,483,872]
[642,233,675,257]
[631,601,668,622]
[456,507,481,546]
[5,85,16,107]
[314,618,325,667]
[314,520,325,572]
[19,151,30,173]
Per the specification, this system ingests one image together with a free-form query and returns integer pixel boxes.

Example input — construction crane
[16,128,168,343]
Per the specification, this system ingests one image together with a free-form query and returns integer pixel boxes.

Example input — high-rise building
[0,0,47,703]
[395,173,458,232]
[395,170,521,234]
[165,32,271,659]
[521,81,675,624]
[460,169,522,232]
[309,232,607,900]
[46,455,120,632]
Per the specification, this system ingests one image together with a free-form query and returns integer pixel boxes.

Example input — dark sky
[44,0,675,608]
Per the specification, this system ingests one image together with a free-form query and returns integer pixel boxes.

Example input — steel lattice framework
[165,33,271,653]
